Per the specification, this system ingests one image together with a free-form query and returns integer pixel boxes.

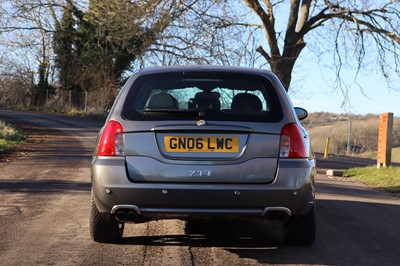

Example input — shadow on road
[123,219,284,247]
[0,179,91,193]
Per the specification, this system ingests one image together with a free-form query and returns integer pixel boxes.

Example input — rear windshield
[122,71,283,122]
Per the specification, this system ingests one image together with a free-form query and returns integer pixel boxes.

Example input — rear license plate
[164,136,239,152]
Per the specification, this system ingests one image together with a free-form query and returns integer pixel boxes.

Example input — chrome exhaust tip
[112,205,141,223]
[262,207,291,223]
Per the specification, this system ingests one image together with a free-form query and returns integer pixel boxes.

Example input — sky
[283,41,400,117]
[290,67,400,116]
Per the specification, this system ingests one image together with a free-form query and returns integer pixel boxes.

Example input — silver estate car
[90,66,316,245]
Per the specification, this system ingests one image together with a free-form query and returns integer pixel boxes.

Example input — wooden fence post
[377,113,393,168]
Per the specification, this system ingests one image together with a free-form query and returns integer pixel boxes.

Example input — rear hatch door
[124,122,281,183]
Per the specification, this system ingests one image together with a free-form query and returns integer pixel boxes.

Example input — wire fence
[0,85,110,113]
[43,89,89,112]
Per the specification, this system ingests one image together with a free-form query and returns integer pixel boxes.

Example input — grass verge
[344,166,400,194]
[0,120,26,153]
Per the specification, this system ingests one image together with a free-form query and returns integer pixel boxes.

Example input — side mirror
[295,107,308,120]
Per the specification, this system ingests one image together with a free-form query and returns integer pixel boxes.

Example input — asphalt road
[1,109,400,266]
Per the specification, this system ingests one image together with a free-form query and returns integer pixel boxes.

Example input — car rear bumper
[91,157,316,221]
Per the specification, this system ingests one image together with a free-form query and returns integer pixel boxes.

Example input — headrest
[146,93,179,109]
[188,92,221,110]
[231,93,262,111]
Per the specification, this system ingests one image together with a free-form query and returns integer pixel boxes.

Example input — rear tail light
[280,123,307,158]
[97,120,125,156]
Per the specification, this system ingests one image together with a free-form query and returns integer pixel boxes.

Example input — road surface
[1,109,399,265]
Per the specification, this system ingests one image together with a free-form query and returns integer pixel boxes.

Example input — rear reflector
[97,120,124,156]
[280,123,307,158]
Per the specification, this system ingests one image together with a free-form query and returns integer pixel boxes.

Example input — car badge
[197,119,206,126]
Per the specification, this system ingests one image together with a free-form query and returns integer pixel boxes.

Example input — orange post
[377,113,393,168]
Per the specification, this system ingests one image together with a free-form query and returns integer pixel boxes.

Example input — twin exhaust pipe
[115,210,139,223]
[262,207,291,223]
[111,205,291,223]
[111,205,141,223]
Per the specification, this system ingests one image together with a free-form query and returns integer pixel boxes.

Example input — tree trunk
[270,57,296,92]
[261,38,306,92]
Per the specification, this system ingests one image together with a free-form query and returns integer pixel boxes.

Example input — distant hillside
[303,112,400,156]
[302,112,382,128]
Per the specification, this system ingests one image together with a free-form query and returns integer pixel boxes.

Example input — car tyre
[90,190,124,243]
[283,206,316,246]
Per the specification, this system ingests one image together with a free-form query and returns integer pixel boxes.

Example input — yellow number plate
[164,136,239,152]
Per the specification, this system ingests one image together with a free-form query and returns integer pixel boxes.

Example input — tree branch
[301,2,400,44]
[296,0,312,33]
[286,0,300,35]
[243,0,280,57]
[255,45,271,62]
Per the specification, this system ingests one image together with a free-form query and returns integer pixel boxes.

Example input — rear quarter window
[122,71,283,122]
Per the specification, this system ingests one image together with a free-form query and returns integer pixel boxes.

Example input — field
[303,112,400,163]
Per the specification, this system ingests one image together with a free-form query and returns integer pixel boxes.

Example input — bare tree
[0,0,64,105]
[139,0,263,67]
[242,0,400,92]
[1,0,186,111]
